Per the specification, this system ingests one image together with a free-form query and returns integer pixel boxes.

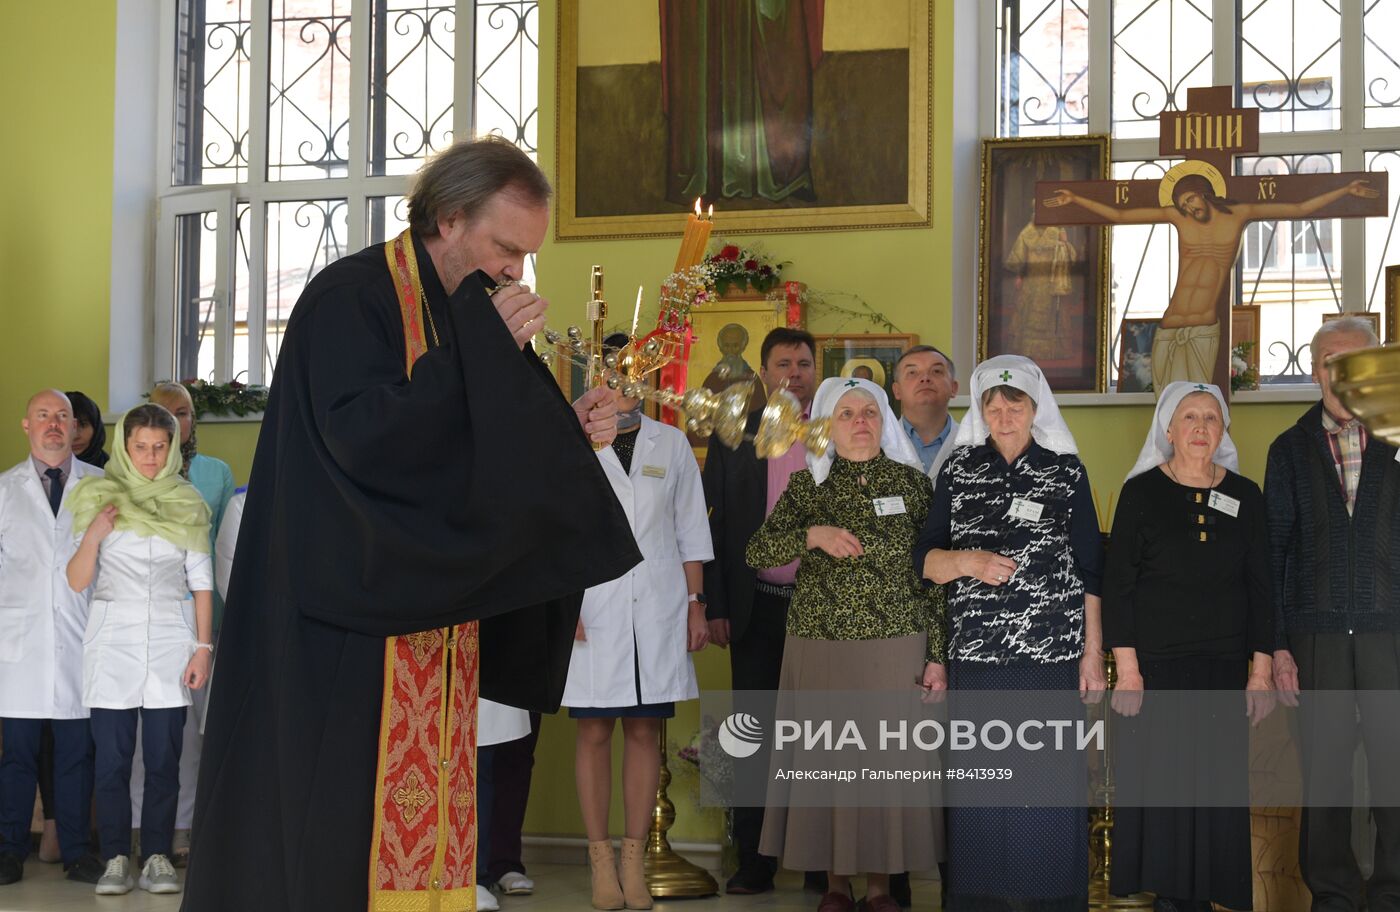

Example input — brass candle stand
[643,719,719,898]
[1089,654,1152,910]
[584,266,608,451]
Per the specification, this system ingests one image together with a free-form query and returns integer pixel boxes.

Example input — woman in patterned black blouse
[748,377,947,912]
[913,355,1105,912]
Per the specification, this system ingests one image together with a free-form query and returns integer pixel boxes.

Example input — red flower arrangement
[703,241,787,295]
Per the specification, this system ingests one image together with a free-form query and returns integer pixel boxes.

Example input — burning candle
[631,285,643,339]
[674,198,701,272]
[692,202,713,267]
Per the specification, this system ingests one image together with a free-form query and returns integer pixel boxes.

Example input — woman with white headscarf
[1102,381,1273,912]
[912,354,1104,911]
[747,377,946,912]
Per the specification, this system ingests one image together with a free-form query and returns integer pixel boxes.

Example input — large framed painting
[978,136,1110,393]
[555,0,933,239]
[814,333,920,416]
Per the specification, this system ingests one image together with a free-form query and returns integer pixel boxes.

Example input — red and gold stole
[369,229,480,912]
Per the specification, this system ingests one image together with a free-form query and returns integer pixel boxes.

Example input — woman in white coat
[65,405,212,897]
[564,335,714,912]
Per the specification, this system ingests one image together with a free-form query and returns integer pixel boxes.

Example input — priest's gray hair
[1311,315,1379,366]
[407,136,552,237]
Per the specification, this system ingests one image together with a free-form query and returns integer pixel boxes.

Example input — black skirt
[1110,655,1253,910]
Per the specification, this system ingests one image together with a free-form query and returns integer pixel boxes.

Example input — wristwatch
[688,593,707,607]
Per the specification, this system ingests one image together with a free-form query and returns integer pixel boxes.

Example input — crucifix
[1035,86,1388,396]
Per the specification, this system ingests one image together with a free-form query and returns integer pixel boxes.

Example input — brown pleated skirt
[758,633,943,875]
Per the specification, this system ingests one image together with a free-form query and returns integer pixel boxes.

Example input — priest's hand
[491,283,548,350]
[573,386,620,446]
[184,649,212,690]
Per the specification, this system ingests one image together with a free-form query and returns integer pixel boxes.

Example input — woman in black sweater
[1103,381,1274,912]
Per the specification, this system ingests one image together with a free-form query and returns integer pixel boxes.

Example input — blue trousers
[90,707,184,861]
[0,717,93,865]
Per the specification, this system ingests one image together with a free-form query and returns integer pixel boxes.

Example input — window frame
[152,0,481,388]
[977,0,1400,395]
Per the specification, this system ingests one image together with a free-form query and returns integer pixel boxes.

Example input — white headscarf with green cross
[952,354,1078,456]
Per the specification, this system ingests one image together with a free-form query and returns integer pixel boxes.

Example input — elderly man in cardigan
[1267,315,1400,912]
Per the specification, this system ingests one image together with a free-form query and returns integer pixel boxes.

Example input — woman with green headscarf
[64,404,213,898]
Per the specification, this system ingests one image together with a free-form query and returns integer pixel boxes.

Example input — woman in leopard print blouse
[746,377,946,912]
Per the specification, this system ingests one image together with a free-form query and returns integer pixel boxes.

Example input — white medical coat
[0,458,103,719]
[562,417,713,708]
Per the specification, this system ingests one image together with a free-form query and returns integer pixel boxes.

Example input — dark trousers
[477,742,497,886]
[90,707,185,862]
[484,712,540,883]
[1293,632,1400,912]
[729,588,789,868]
[37,721,55,821]
[0,717,93,865]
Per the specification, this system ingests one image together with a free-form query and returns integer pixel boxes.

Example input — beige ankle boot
[618,837,653,910]
[588,840,625,911]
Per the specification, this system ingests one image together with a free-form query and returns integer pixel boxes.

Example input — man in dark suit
[701,328,817,894]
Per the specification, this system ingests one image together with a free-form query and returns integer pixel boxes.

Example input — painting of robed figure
[662,0,825,206]
[556,0,932,238]
[979,136,1110,393]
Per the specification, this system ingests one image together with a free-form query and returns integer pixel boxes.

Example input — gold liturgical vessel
[1330,343,1400,446]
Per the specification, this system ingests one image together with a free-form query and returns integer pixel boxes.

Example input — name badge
[642,464,666,479]
[1007,498,1045,522]
[1208,490,1240,517]
[873,496,907,517]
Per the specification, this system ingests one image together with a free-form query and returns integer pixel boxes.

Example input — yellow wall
[0,0,1314,849]
[0,6,117,467]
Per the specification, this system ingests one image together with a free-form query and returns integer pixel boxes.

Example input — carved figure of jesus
[1044,176,1378,389]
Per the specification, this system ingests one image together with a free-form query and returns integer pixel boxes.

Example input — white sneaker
[476,884,501,911]
[95,855,134,895]
[139,854,181,894]
[496,871,535,895]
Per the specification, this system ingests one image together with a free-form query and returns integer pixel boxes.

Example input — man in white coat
[0,390,105,886]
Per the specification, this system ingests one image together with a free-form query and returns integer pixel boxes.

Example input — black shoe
[889,872,911,907]
[805,871,829,893]
[64,852,105,884]
[0,853,22,886]
[726,860,775,895]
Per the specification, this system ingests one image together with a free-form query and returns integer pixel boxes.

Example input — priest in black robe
[182,138,642,912]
